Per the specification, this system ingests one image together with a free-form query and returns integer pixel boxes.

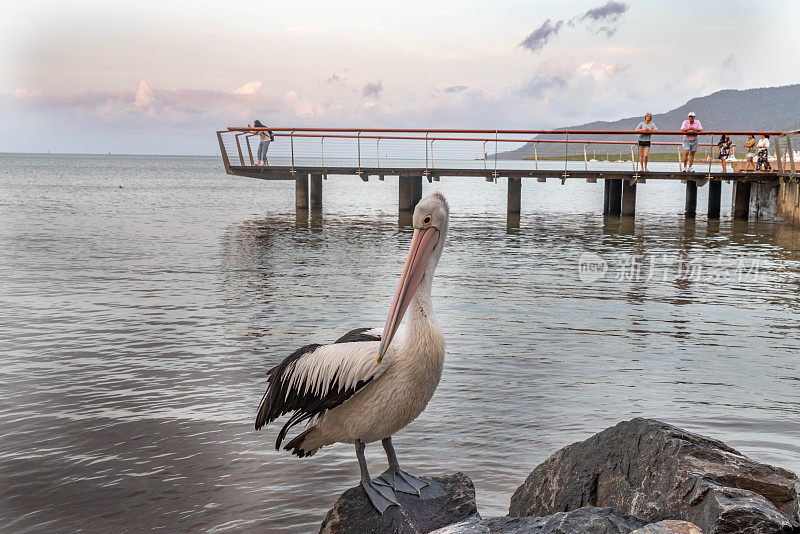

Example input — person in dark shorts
[635,113,657,172]
[744,134,757,172]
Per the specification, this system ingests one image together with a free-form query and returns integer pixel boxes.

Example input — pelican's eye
[423,214,432,225]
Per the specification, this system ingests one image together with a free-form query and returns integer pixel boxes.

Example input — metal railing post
[534,142,539,170]
[245,135,254,165]
[216,131,231,174]
[708,134,713,176]
[584,144,588,171]
[630,144,635,172]
[786,134,796,176]
[290,130,295,168]
[235,133,245,166]
[430,140,435,169]
[677,146,682,172]
[494,130,498,181]
[425,132,430,170]
[564,132,569,177]
[775,135,784,174]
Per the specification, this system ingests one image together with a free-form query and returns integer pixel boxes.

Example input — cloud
[576,1,628,37]
[520,56,629,100]
[519,19,564,53]
[134,80,154,110]
[324,72,347,84]
[234,81,263,95]
[443,85,468,93]
[362,81,383,99]
[522,76,568,98]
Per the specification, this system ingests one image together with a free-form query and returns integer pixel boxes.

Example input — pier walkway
[217,127,799,221]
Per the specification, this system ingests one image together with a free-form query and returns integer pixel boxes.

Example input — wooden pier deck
[217,127,798,221]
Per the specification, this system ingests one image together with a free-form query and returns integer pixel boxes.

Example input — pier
[216,127,800,223]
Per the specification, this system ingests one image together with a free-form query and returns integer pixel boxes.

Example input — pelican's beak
[377,227,440,363]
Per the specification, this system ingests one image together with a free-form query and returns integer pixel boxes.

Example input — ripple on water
[0,154,799,532]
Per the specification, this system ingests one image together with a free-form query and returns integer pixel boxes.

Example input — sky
[2,0,798,155]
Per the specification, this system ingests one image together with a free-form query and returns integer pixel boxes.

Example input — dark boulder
[431,506,649,533]
[319,472,478,534]
[629,520,702,533]
[509,418,800,534]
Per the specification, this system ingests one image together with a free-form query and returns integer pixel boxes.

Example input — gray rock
[319,472,478,534]
[431,506,649,533]
[509,418,800,534]
[630,520,702,534]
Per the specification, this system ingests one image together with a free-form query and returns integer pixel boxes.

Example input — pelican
[255,192,450,513]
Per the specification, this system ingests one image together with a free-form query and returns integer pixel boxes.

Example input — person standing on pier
[756,134,772,172]
[253,119,274,166]
[680,112,703,172]
[744,134,757,172]
[635,113,657,172]
[717,134,733,173]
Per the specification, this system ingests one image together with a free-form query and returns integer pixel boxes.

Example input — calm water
[1,154,799,533]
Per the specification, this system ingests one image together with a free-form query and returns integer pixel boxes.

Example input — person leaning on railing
[252,119,274,166]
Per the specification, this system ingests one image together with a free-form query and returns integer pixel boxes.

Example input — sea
[1,153,799,532]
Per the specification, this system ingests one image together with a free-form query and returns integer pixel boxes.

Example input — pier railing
[218,127,790,178]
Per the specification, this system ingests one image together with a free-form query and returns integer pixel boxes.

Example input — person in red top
[680,112,703,172]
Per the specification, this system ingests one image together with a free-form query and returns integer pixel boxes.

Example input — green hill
[499,84,800,159]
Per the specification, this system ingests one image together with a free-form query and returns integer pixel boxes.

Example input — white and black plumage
[255,192,450,512]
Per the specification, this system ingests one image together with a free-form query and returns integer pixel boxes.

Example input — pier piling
[621,179,637,217]
[607,179,622,216]
[708,180,721,219]
[296,174,309,210]
[399,175,423,213]
[733,181,751,220]
[507,177,521,214]
[310,174,323,210]
[685,181,697,218]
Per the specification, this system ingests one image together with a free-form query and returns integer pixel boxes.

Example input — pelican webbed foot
[355,438,400,514]
[378,466,429,496]
[361,478,400,514]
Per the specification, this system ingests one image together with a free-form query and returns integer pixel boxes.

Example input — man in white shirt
[680,112,703,172]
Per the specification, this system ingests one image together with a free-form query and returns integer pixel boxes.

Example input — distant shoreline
[0,152,218,158]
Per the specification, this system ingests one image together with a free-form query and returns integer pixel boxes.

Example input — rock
[319,472,478,534]
[630,520,702,533]
[431,506,649,533]
[509,418,800,534]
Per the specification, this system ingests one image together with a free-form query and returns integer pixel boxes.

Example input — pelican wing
[255,328,385,448]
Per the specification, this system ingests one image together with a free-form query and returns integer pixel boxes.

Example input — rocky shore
[319,419,800,534]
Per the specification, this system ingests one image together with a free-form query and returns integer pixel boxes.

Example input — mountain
[498,84,800,158]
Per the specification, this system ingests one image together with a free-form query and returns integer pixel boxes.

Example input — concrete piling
[399,175,423,213]
[685,181,697,218]
[507,177,521,214]
[708,180,721,219]
[296,173,309,210]
[621,179,637,217]
[733,181,751,220]
[607,179,622,216]
[310,174,323,210]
